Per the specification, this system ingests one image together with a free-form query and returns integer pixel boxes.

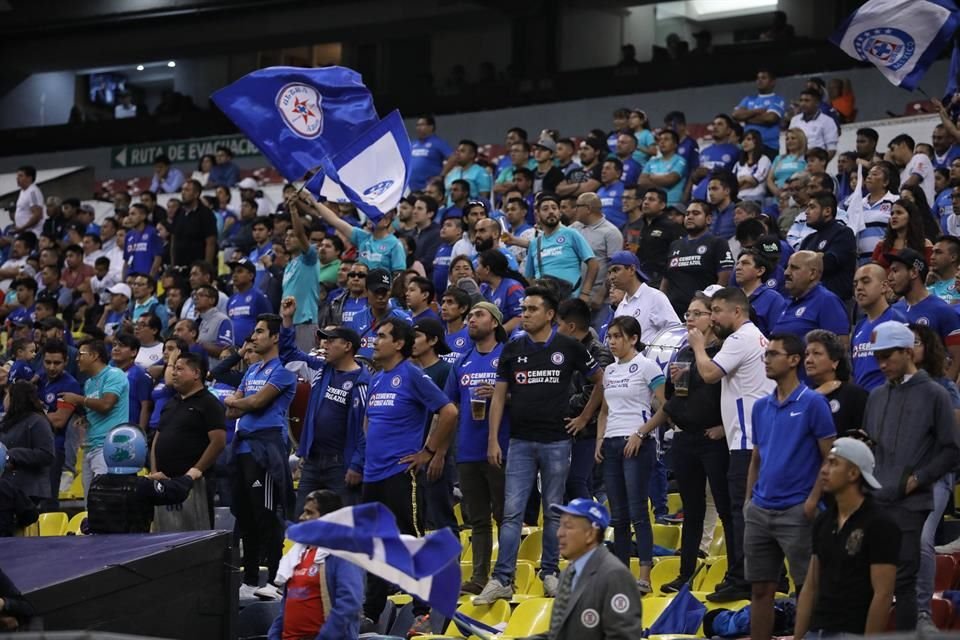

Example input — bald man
[771,250,850,348]
[852,263,906,391]
[572,192,623,326]
[473,218,521,272]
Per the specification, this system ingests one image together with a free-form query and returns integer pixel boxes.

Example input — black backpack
[87,474,154,534]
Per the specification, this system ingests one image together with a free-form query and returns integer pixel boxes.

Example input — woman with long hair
[900,183,941,241]
[735,248,786,337]
[476,249,527,333]
[870,198,933,268]
[627,109,658,165]
[191,154,215,188]
[0,382,55,505]
[595,315,665,593]
[767,128,808,197]
[804,330,867,433]
[734,130,772,201]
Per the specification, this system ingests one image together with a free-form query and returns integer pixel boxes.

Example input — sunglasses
[347,272,366,278]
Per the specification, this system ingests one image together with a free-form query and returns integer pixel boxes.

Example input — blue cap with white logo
[550,498,610,530]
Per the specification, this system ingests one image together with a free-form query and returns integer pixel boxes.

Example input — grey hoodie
[863,369,960,511]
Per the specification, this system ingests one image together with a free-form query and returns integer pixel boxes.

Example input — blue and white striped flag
[285,502,461,616]
[830,0,960,90]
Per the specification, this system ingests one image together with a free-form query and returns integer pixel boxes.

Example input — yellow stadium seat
[283,538,294,555]
[707,526,726,558]
[652,523,681,550]
[514,561,535,594]
[693,556,727,593]
[38,512,68,536]
[61,472,84,500]
[517,528,542,566]
[642,596,674,629]
[20,521,40,536]
[454,503,464,526]
[499,597,552,639]
[650,556,702,595]
[667,493,682,514]
[387,594,412,607]
[446,599,511,638]
[65,511,86,535]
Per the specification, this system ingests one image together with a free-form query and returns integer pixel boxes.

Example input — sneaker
[543,574,560,597]
[59,471,75,494]
[936,537,960,554]
[473,578,513,605]
[460,581,484,595]
[654,516,672,525]
[636,578,652,595]
[706,582,751,603]
[238,583,259,600]
[407,613,432,637]
[917,611,938,633]
[254,583,282,600]
[660,576,690,594]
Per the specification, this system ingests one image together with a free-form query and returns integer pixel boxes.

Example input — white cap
[831,437,881,489]
[238,177,259,190]
[108,283,132,299]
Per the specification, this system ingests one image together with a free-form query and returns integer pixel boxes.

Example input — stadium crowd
[4,66,960,639]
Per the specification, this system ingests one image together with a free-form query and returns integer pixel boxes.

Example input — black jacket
[567,329,614,440]
[800,218,856,301]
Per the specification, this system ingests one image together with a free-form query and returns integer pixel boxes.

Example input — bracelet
[424,444,436,456]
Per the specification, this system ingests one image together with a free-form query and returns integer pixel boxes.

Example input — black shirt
[799,219,857,301]
[810,497,900,634]
[497,329,599,442]
[624,213,684,288]
[154,388,226,476]
[413,223,442,275]
[664,232,734,316]
[534,166,564,195]
[171,204,218,267]
[823,381,869,434]
[663,344,723,433]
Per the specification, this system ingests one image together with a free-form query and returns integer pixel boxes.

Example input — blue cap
[608,250,649,282]
[866,320,914,352]
[550,498,610,529]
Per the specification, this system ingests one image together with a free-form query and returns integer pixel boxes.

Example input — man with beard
[799,192,856,303]
[473,218,519,271]
[661,199,733,317]
[623,187,683,289]
[771,251,849,349]
[524,195,598,300]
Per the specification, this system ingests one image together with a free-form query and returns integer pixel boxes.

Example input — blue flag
[830,0,960,90]
[646,583,706,636]
[285,503,461,616]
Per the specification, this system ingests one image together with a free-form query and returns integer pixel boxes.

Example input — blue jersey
[7,305,34,327]
[124,226,162,275]
[248,242,274,288]
[8,360,34,384]
[148,382,175,430]
[772,284,849,341]
[710,202,737,240]
[444,344,510,463]
[283,245,321,324]
[620,158,643,187]
[39,372,82,448]
[310,367,364,458]
[482,277,525,325]
[444,164,492,203]
[412,307,441,324]
[749,285,787,337]
[122,364,154,426]
[692,143,739,200]
[471,246,519,273]
[596,182,625,228]
[524,227,596,294]
[409,134,453,191]
[676,137,700,176]
[432,243,455,295]
[365,359,450,482]
[751,384,835,509]
[346,305,413,360]
[84,365,130,449]
[735,93,787,149]
[936,189,954,233]
[642,154,687,205]
[340,296,369,326]
[236,357,297,452]
[227,288,272,345]
[208,382,238,443]
[350,228,406,274]
[443,325,472,365]
[892,294,960,349]
[852,306,907,392]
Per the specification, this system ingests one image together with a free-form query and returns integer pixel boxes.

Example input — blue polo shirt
[596,181,625,228]
[892,294,960,349]
[691,143,740,200]
[365,359,450,482]
[124,226,162,276]
[523,227,596,295]
[235,356,297,452]
[84,364,130,449]
[751,384,835,510]
[642,154,687,205]
[409,135,453,191]
[735,93,787,150]
[120,363,154,426]
[851,306,907,392]
[227,287,273,345]
[350,228,406,274]
[444,344,510,463]
[749,285,787,337]
[771,284,849,341]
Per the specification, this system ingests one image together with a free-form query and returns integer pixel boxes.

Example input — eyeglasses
[683,311,710,319]
[763,350,789,359]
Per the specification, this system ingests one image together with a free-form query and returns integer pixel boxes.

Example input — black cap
[317,326,362,354]
[228,257,257,273]
[366,268,392,293]
[412,317,451,355]
[886,248,929,278]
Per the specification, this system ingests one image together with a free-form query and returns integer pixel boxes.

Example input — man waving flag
[830,0,960,90]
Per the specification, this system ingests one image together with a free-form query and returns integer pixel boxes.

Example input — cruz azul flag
[285,502,461,616]
[211,66,410,222]
[830,0,960,90]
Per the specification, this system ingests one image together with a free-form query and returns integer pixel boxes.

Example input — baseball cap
[317,326,362,353]
[366,268,392,293]
[471,301,503,326]
[885,248,929,278]
[533,137,557,153]
[412,317,451,355]
[701,284,725,298]
[830,437,882,489]
[866,320,914,351]
[228,257,257,273]
[608,250,650,282]
[550,498,610,530]
[108,283,132,299]
[238,177,259,190]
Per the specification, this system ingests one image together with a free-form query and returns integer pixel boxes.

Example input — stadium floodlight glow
[167,61,176,68]
[690,0,777,18]
[136,65,145,71]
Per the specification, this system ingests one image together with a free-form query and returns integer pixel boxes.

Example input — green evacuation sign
[111,134,262,169]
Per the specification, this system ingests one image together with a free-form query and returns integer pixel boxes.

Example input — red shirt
[282,548,326,640]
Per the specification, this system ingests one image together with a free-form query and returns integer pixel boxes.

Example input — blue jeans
[565,438,596,500]
[297,453,350,516]
[492,438,571,583]
[602,436,655,566]
[918,473,953,615]
[649,431,669,518]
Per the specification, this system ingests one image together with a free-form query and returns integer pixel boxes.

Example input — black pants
[886,505,929,630]
[672,431,733,579]
[459,461,505,586]
[725,449,752,588]
[419,452,459,534]
[233,453,284,586]
[362,470,428,620]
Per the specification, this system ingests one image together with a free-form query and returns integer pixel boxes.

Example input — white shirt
[902,153,936,208]
[602,353,665,438]
[135,343,164,369]
[15,183,45,236]
[733,155,771,200]
[710,321,774,451]
[789,112,839,152]
[508,227,536,272]
[115,104,137,119]
[0,257,29,293]
[451,235,477,261]
[614,282,681,344]
[180,291,229,320]
[83,249,105,268]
